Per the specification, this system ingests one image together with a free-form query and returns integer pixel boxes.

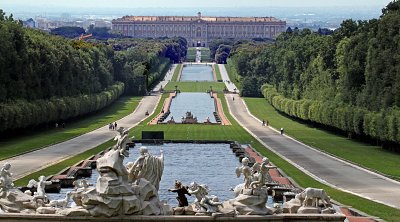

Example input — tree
[215,44,231,64]
[50,26,85,38]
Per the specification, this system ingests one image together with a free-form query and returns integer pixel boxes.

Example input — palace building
[112,12,286,47]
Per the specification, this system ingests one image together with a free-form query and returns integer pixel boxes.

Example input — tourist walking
[262,119,266,126]
[114,122,118,130]
[280,128,284,135]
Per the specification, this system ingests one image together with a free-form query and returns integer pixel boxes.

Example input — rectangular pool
[180,64,214,81]
[163,93,216,123]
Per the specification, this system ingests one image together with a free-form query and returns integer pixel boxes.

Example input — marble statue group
[0,128,168,217]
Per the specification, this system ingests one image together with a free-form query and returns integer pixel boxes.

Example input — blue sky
[2,0,390,8]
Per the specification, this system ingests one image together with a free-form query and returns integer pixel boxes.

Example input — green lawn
[186,47,211,62]
[14,92,400,221]
[164,82,226,92]
[0,96,141,160]
[200,48,211,62]
[244,97,400,180]
[171,64,182,82]
[214,64,223,81]
[186,47,196,62]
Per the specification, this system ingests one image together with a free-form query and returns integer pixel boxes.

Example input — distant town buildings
[23,17,112,31]
[112,12,286,46]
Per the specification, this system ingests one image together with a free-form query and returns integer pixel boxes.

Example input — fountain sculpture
[0,133,339,220]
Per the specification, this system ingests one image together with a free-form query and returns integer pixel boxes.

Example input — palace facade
[112,12,286,47]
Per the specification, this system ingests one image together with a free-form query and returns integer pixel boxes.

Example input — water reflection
[180,64,214,81]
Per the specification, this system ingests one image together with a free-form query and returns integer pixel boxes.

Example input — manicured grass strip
[0,97,141,161]
[200,48,211,62]
[214,64,223,81]
[244,97,400,180]
[164,82,226,92]
[225,60,241,89]
[171,64,182,82]
[14,140,114,186]
[187,47,197,62]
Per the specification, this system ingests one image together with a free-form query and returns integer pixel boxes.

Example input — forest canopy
[0,9,187,132]
[227,0,400,149]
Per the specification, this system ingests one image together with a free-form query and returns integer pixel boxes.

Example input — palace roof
[113,14,284,24]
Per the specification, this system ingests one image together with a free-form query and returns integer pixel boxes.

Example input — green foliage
[0,20,115,102]
[209,38,235,59]
[215,45,231,64]
[87,25,122,39]
[50,26,85,38]
[263,84,400,147]
[111,37,187,94]
[229,1,400,147]
[0,83,124,132]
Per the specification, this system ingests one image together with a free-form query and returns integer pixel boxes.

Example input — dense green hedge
[0,83,124,132]
[148,57,170,89]
[263,84,400,144]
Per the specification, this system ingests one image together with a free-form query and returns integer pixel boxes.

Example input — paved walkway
[1,64,180,180]
[225,93,400,209]
[152,64,177,92]
[218,64,238,93]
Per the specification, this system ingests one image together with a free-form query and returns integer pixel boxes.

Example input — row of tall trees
[110,37,187,95]
[228,1,400,149]
[0,14,116,102]
[0,83,124,132]
[0,10,187,132]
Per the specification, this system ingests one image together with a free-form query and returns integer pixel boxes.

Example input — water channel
[180,64,214,81]
[48,143,275,207]
[163,93,216,123]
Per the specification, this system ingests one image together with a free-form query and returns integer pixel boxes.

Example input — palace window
[196,27,201,37]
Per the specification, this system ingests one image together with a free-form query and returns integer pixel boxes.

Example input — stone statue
[69,179,91,206]
[127,146,164,191]
[0,163,36,213]
[188,182,221,213]
[168,180,191,207]
[113,127,130,157]
[0,163,13,192]
[28,176,52,204]
[235,157,252,189]
[250,157,274,189]
[73,144,168,217]
[49,192,72,209]
[295,188,331,208]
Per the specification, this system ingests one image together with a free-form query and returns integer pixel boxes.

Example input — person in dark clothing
[114,122,117,130]
[168,180,191,207]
